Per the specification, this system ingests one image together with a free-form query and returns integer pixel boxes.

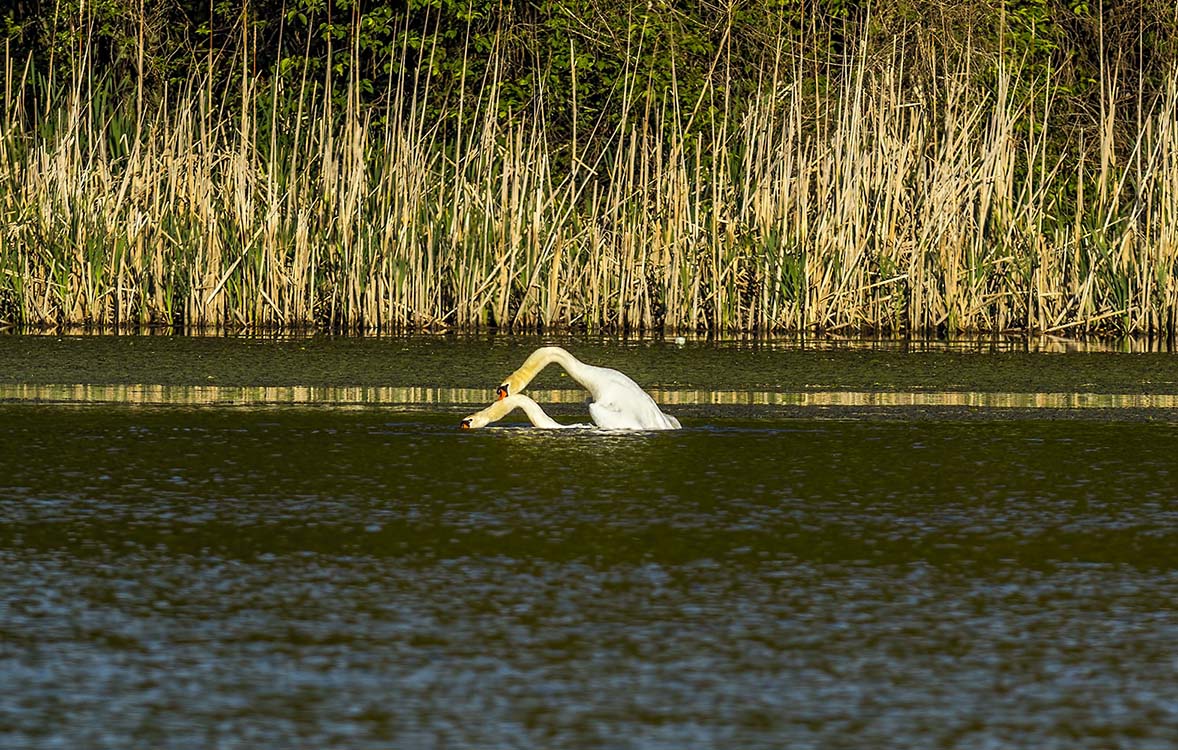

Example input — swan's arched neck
[499,346,598,399]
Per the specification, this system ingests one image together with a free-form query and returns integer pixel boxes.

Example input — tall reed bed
[2,26,1177,335]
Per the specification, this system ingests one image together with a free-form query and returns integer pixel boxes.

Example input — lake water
[2,335,1178,748]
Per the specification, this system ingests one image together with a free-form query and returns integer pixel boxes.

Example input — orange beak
[460,419,471,430]
[496,385,509,401]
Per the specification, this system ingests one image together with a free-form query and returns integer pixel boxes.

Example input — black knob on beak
[496,385,509,400]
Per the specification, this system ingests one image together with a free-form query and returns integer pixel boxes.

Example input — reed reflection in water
[4,382,1178,410]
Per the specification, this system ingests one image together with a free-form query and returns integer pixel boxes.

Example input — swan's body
[461,394,589,430]
[495,346,680,430]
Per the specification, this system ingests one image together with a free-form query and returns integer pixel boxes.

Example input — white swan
[460,393,588,429]
[493,346,681,430]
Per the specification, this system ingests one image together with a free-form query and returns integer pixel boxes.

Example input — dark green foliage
[5,1,1176,154]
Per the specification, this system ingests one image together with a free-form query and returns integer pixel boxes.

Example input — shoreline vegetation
[2,1,1177,336]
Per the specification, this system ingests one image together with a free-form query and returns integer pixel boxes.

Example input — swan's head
[459,414,489,430]
[495,383,510,400]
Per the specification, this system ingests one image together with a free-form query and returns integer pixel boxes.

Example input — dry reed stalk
[2,28,1178,335]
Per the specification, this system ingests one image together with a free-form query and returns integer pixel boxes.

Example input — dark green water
[3,332,1177,394]
[3,403,1178,748]
[3,335,1178,748]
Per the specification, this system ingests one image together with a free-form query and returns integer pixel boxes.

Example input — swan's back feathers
[589,400,680,430]
[588,368,680,430]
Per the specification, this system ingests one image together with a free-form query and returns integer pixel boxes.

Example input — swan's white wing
[588,400,644,429]
[589,373,680,430]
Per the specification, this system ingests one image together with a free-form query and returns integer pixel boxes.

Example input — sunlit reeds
[2,26,1177,335]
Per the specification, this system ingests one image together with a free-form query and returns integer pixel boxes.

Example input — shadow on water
[3,403,1178,748]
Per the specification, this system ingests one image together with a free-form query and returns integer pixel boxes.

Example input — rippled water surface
[3,403,1178,749]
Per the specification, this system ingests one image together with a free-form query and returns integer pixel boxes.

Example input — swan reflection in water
[461,347,681,431]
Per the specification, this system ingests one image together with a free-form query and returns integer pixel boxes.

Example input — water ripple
[3,408,1178,749]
